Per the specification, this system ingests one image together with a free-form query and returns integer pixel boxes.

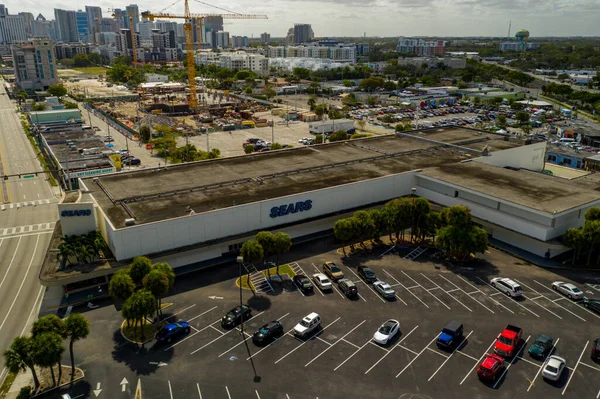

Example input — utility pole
[271,115,274,144]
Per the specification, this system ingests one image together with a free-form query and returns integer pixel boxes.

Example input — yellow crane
[110,10,140,67]
[143,1,267,111]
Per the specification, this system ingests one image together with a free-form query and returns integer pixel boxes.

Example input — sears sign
[60,209,92,217]
[270,200,312,218]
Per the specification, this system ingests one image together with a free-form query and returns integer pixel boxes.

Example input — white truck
[308,119,356,135]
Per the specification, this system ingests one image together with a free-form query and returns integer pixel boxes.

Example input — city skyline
[1,0,599,38]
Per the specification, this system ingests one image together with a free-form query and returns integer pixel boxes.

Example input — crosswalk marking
[0,222,56,238]
[1,199,54,211]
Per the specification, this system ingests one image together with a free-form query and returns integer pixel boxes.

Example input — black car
[584,299,600,314]
[221,305,252,328]
[252,321,284,345]
[357,266,377,283]
[338,279,358,297]
[591,338,600,361]
[293,275,314,294]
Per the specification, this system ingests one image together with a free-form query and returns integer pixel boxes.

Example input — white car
[552,281,584,300]
[490,277,522,297]
[373,319,400,345]
[373,280,395,299]
[312,273,332,291]
[298,137,311,143]
[293,312,321,338]
[542,355,566,381]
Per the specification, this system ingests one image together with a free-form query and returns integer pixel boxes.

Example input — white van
[490,277,523,297]
[557,138,575,146]
[293,312,321,338]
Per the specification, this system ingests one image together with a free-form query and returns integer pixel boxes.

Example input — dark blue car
[155,321,191,342]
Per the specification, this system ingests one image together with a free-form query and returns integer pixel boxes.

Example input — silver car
[373,280,395,299]
[542,355,566,381]
[552,281,584,300]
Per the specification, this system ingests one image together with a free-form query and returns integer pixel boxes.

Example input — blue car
[155,321,191,342]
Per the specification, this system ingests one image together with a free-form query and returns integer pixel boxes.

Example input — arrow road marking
[208,296,224,299]
[94,382,102,397]
[149,361,168,367]
[121,377,129,392]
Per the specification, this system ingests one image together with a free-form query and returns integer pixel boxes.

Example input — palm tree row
[3,314,90,393]
[58,231,108,268]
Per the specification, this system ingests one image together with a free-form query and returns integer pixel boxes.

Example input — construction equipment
[110,10,140,67]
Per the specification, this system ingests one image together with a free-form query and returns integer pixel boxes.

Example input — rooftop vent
[124,218,136,226]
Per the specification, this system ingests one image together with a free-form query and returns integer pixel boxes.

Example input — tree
[139,125,151,142]
[264,87,276,101]
[47,85,67,97]
[306,82,321,94]
[342,79,354,87]
[497,114,507,128]
[32,315,65,338]
[381,114,396,124]
[244,86,253,94]
[240,240,264,265]
[73,54,91,67]
[4,337,39,389]
[270,143,282,150]
[244,144,255,154]
[436,205,488,261]
[328,130,348,142]
[314,104,326,120]
[272,232,292,274]
[63,101,78,109]
[64,313,90,382]
[122,289,157,340]
[129,256,152,284]
[354,210,376,248]
[87,52,103,66]
[315,134,324,144]
[565,227,586,264]
[357,119,366,131]
[109,269,136,302]
[358,76,385,92]
[31,332,64,387]
[143,270,170,318]
[255,232,275,266]
[334,218,354,256]
[557,73,570,82]
[515,110,530,125]
[307,95,317,111]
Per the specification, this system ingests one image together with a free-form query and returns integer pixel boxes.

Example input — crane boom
[184,0,198,111]
[129,15,138,67]
[147,12,267,21]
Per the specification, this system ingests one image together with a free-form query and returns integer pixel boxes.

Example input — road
[0,82,60,385]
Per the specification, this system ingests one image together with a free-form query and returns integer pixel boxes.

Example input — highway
[0,82,59,385]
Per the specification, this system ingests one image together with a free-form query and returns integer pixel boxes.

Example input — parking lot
[58,244,600,399]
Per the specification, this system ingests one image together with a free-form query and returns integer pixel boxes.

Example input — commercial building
[215,31,230,48]
[54,9,78,43]
[397,37,446,56]
[260,32,270,43]
[231,35,249,48]
[75,10,90,42]
[125,4,140,32]
[85,6,102,43]
[12,38,57,92]
[18,12,34,37]
[499,42,541,52]
[44,128,600,291]
[54,43,94,60]
[195,51,269,76]
[0,12,26,44]
[269,57,348,71]
[293,23,313,44]
[398,56,466,69]
[32,14,55,40]
[268,44,356,62]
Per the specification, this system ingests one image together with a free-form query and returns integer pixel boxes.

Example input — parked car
[436,320,464,350]
[552,281,584,300]
[221,305,252,328]
[322,262,344,281]
[494,324,523,357]
[155,321,190,342]
[102,136,114,142]
[312,273,332,291]
[528,335,553,358]
[490,277,523,297]
[293,275,314,294]
[293,312,321,339]
[542,355,566,381]
[373,319,400,345]
[337,279,358,297]
[591,338,600,361]
[477,354,505,381]
[357,266,377,284]
[252,321,283,345]
[128,158,141,166]
[373,281,395,299]
[583,299,600,314]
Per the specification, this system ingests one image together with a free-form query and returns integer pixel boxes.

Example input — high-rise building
[18,12,34,37]
[85,6,102,43]
[138,21,156,40]
[215,31,229,48]
[125,4,139,31]
[0,5,8,17]
[231,36,248,47]
[54,9,79,42]
[0,13,27,44]
[100,18,119,33]
[293,24,313,44]
[32,14,53,39]
[199,16,223,49]
[112,9,127,30]
[76,10,89,42]
[260,32,270,43]
[12,38,57,92]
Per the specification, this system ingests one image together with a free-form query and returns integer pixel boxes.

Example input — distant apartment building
[499,42,541,52]
[396,37,446,56]
[54,43,94,59]
[115,28,143,61]
[356,43,370,55]
[260,32,270,43]
[142,29,178,62]
[195,51,269,76]
[85,6,102,43]
[231,36,249,48]
[125,4,140,31]
[54,9,79,43]
[293,23,313,44]
[32,15,55,40]
[0,12,26,44]
[18,12,34,37]
[12,38,57,92]
[138,21,156,40]
[268,44,356,62]
[96,32,117,46]
[397,56,466,69]
[215,31,230,48]
[99,18,119,34]
[75,10,89,42]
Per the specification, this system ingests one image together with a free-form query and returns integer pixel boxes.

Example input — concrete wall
[474,141,546,171]
[106,172,418,261]
[58,202,97,236]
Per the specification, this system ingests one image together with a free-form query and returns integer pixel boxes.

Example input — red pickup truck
[494,324,523,357]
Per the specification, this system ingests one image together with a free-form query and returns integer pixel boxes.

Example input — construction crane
[142,1,267,111]
[110,10,140,67]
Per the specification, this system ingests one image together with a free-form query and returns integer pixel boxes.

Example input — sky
[6,0,600,38]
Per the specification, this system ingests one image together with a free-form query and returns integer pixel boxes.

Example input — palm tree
[57,242,75,268]
[3,337,39,390]
[76,244,96,264]
[109,269,136,302]
[255,231,275,267]
[64,313,90,382]
[124,290,157,340]
[31,332,64,387]
[272,232,292,274]
[129,256,152,285]
[31,315,66,383]
[143,270,169,319]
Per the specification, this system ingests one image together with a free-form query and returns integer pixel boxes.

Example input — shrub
[350,133,372,140]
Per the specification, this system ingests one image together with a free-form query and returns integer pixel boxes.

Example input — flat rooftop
[420,162,600,214]
[85,127,585,228]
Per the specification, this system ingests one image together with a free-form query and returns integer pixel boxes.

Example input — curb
[488,245,600,272]
[30,367,85,398]
[120,320,155,346]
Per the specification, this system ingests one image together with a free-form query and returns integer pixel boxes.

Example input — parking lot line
[426,347,449,359]
[168,380,173,399]
[365,325,419,374]
[530,295,544,301]
[274,317,341,364]
[164,318,222,351]
[341,338,361,349]
[247,326,296,360]
[475,276,538,317]
[357,292,368,303]
[580,362,600,372]
[162,304,197,322]
[399,345,420,356]
[255,390,260,399]
[225,386,232,399]
[429,331,474,381]
[346,266,387,303]
[190,312,265,355]
[420,273,472,312]
[394,293,408,306]
[210,325,225,335]
[335,337,375,371]
[369,341,389,352]
[533,279,600,320]
[190,326,200,332]
[187,306,219,322]
[455,350,479,362]
[382,269,429,308]
[512,280,566,320]
[305,320,366,367]
[527,338,560,392]
[396,334,441,378]
[518,281,586,321]
[459,336,499,385]
[493,335,531,389]
[401,271,451,310]
[315,336,332,346]
[438,274,495,314]
[406,285,420,290]
[218,313,290,358]
[562,341,589,396]
[197,383,202,399]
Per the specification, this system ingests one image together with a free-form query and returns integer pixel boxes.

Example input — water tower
[515,29,530,51]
